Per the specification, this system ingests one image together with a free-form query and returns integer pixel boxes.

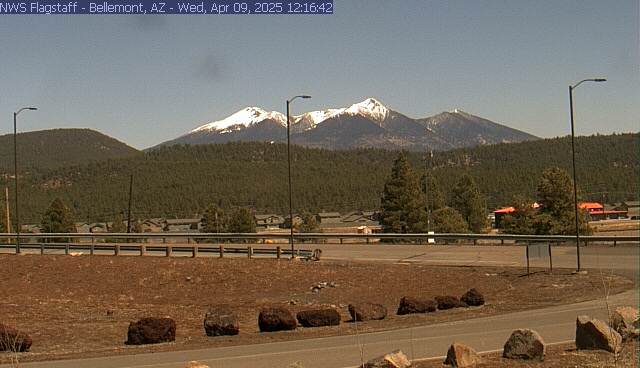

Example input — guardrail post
[165,245,172,257]
[277,246,281,259]
[140,244,146,256]
[192,245,198,258]
[40,243,45,255]
[114,244,120,256]
[219,246,224,258]
[248,246,252,259]
[65,243,69,255]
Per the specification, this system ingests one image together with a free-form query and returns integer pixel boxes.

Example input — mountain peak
[345,98,389,121]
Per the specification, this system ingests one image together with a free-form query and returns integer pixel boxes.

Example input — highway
[2,243,637,368]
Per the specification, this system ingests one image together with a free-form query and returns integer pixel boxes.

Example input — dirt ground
[0,253,637,367]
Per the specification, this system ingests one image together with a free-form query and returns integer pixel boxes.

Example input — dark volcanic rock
[126,316,176,345]
[258,307,297,332]
[296,309,341,327]
[435,295,467,310]
[460,288,485,306]
[348,302,387,321]
[397,296,437,315]
[204,307,239,336]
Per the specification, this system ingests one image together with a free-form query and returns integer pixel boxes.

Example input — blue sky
[1,1,638,149]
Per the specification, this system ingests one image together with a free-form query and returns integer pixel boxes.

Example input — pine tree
[499,195,537,235]
[227,207,256,234]
[380,152,428,233]
[431,207,469,233]
[41,197,76,242]
[535,167,591,235]
[201,203,228,233]
[298,210,321,233]
[451,173,489,233]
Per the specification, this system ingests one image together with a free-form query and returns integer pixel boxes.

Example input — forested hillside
[1,133,636,225]
[0,129,139,169]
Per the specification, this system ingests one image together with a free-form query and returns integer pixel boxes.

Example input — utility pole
[4,187,10,242]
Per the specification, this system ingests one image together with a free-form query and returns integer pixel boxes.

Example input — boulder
[0,323,32,352]
[502,329,545,360]
[460,288,485,306]
[443,342,480,367]
[611,306,639,341]
[296,308,341,327]
[126,316,176,345]
[204,307,239,336]
[397,297,437,315]
[258,307,297,332]
[435,295,467,310]
[575,315,622,353]
[363,349,411,368]
[348,302,387,321]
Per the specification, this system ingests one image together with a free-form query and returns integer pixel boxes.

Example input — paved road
[3,244,637,368]
[318,243,639,279]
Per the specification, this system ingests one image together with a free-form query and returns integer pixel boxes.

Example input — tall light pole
[286,95,311,258]
[13,106,38,254]
[569,78,605,272]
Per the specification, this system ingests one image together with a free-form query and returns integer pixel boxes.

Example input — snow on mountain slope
[191,107,286,134]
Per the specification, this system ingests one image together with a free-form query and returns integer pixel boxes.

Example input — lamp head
[594,79,607,82]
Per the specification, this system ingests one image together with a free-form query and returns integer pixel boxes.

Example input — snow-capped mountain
[154,98,538,151]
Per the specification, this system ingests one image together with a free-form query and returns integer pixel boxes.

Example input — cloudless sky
[1,1,638,149]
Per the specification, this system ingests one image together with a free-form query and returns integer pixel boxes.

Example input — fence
[0,232,637,258]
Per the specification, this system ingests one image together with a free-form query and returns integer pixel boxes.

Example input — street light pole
[569,78,605,272]
[13,106,38,254]
[286,95,311,258]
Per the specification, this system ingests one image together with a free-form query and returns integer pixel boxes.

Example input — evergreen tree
[380,152,428,233]
[41,197,76,242]
[534,167,591,235]
[451,173,489,233]
[499,195,537,235]
[431,207,469,233]
[110,213,127,233]
[422,172,446,212]
[227,207,256,234]
[298,210,321,233]
[201,203,228,233]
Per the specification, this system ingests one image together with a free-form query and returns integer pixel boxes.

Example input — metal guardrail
[0,232,638,243]
[0,232,637,260]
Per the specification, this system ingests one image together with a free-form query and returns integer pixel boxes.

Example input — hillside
[0,128,139,169]
[0,133,636,224]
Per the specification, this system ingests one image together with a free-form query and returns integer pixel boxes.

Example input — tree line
[0,133,636,231]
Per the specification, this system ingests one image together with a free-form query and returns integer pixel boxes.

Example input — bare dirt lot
[0,253,637,367]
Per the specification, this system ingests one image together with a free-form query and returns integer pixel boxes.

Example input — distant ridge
[0,128,139,169]
[153,98,538,151]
